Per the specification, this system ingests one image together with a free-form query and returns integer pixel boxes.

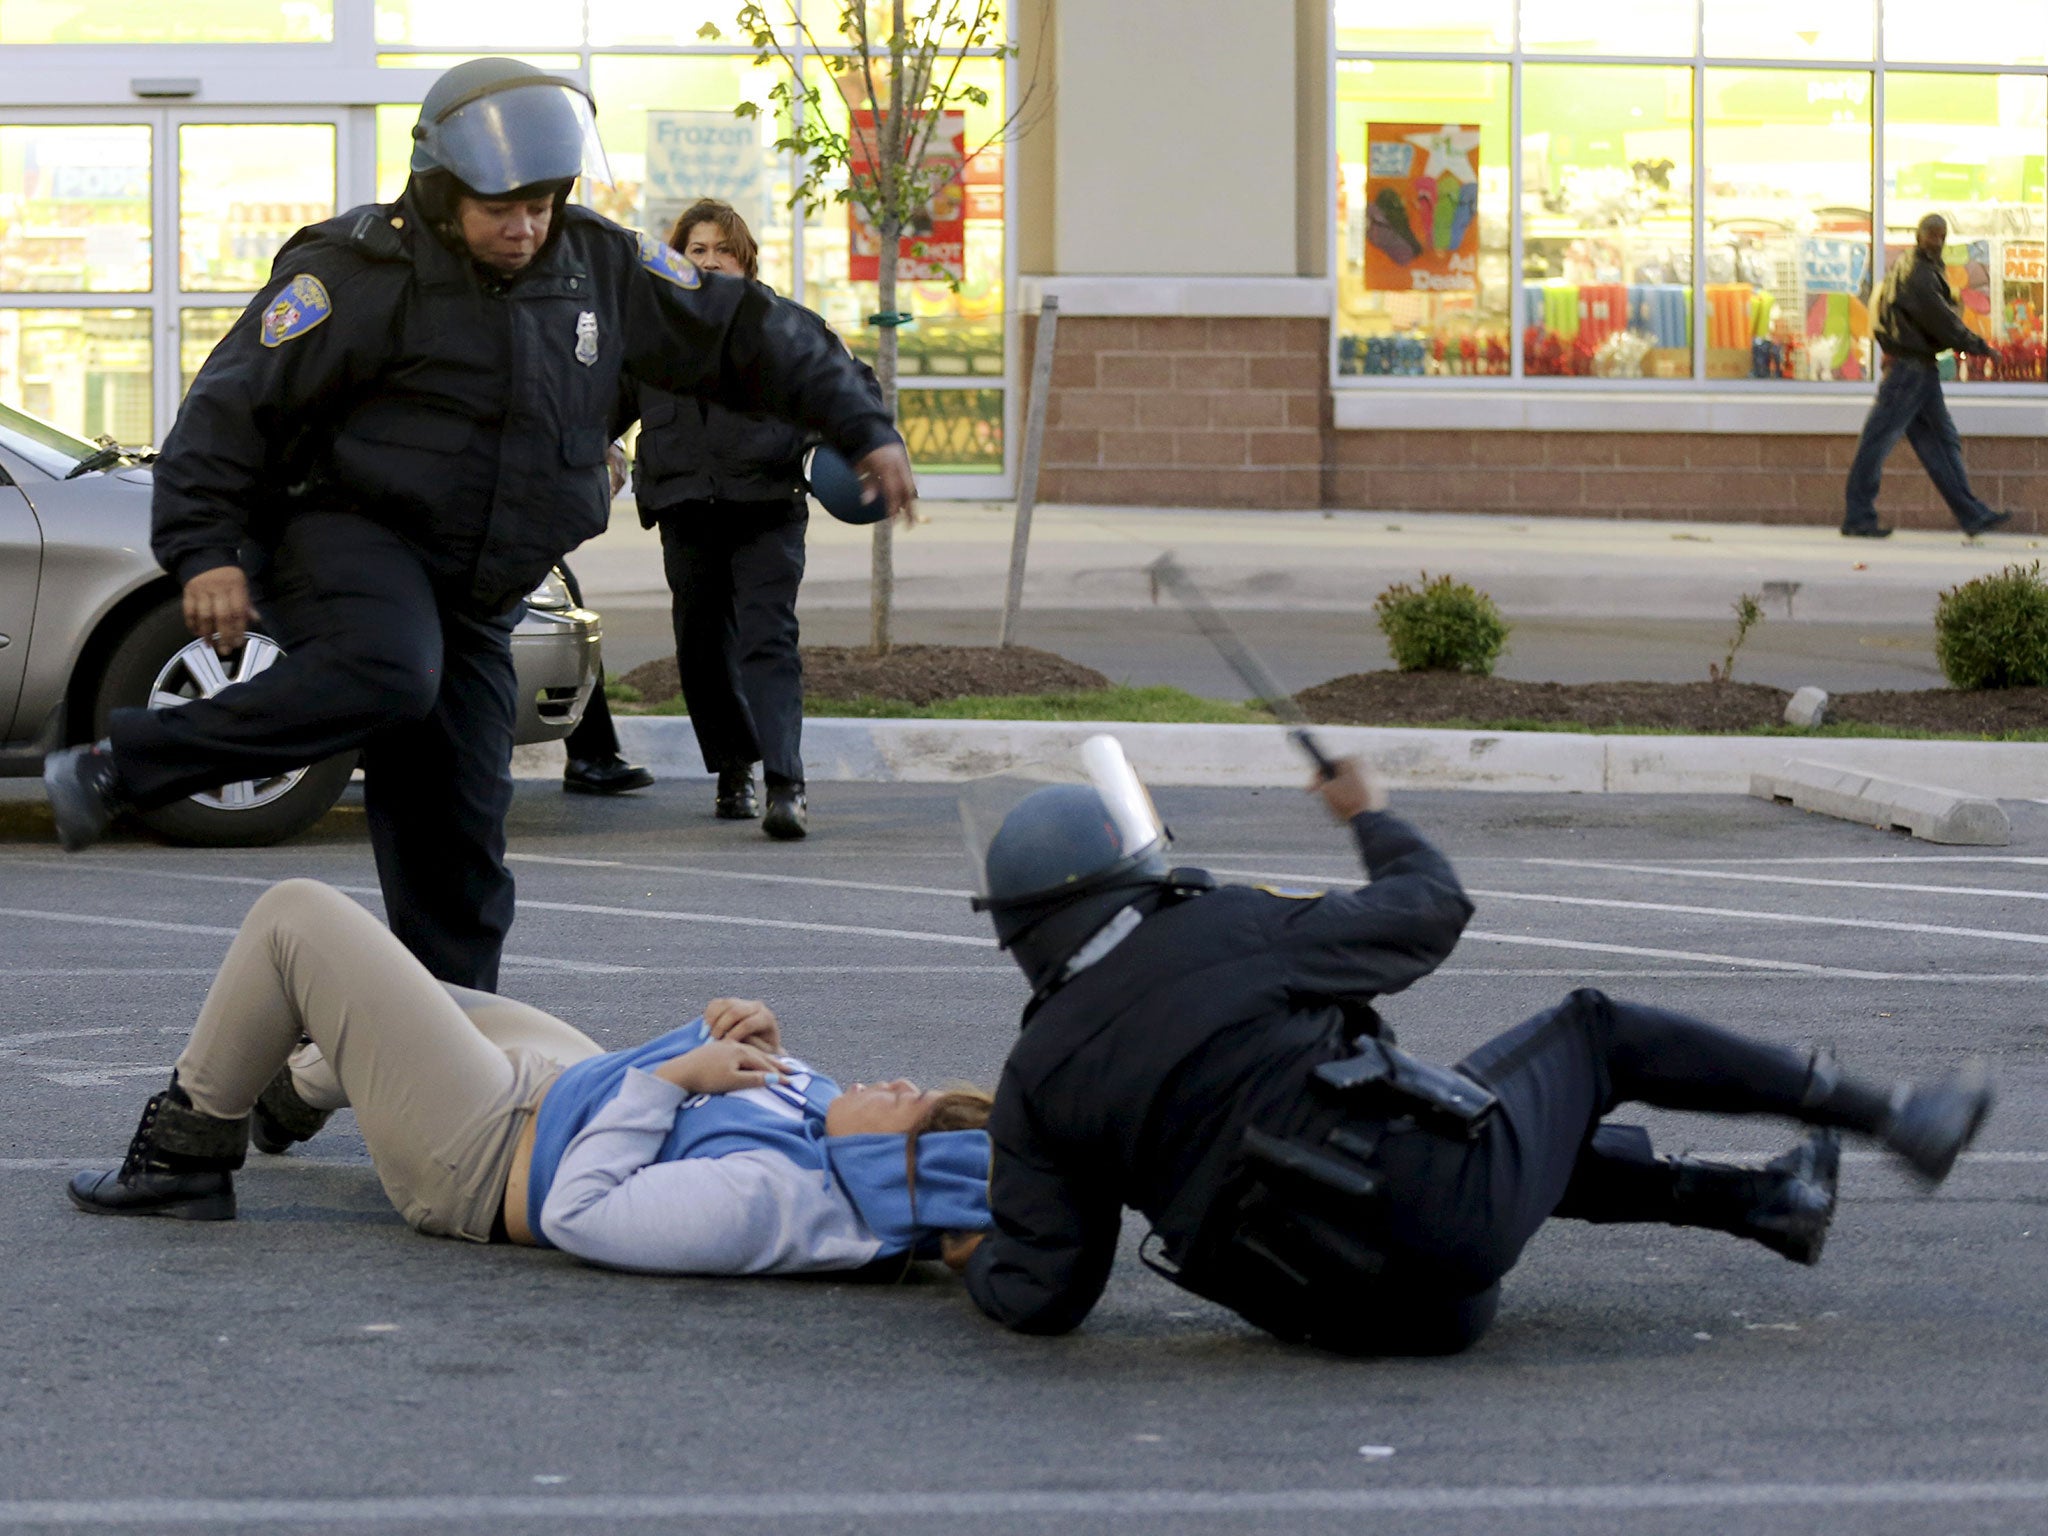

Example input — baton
[1146,553,1340,780]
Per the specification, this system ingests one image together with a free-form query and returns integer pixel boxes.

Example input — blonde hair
[905,1084,994,1219]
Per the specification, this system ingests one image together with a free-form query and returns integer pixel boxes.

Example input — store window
[588,1,751,47]
[0,125,152,293]
[0,1,332,44]
[1522,66,1693,378]
[1521,0,1693,57]
[1702,69,1873,381]
[1884,73,2048,382]
[1336,61,1511,377]
[374,1,580,47]
[179,124,336,292]
[1703,1,1873,61]
[1333,0,1512,55]
[179,309,241,397]
[0,309,150,443]
[1886,1,2048,69]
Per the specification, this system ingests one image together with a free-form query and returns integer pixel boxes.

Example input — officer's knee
[344,646,441,723]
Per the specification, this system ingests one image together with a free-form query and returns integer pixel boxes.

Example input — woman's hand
[654,1039,788,1096]
[940,1232,985,1273]
[703,997,781,1055]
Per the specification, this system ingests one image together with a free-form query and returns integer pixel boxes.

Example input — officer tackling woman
[954,739,1995,1355]
[42,58,911,992]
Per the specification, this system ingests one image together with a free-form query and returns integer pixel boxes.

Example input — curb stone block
[1749,759,2011,846]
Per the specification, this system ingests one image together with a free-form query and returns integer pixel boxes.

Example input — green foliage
[1934,561,2048,690]
[1709,591,1765,684]
[602,680,641,704]
[699,1,1021,291]
[1372,573,1509,676]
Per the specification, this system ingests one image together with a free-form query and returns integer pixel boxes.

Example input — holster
[1310,1038,1498,1138]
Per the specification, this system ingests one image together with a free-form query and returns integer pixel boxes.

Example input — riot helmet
[967,736,1174,992]
[410,57,610,197]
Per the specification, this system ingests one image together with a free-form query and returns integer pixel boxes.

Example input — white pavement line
[507,852,970,899]
[0,1028,135,1049]
[1461,930,1912,980]
[518,898,998,948]
[0,1156,369,1171]
[0,968,217,976]
[0,857,380,898]
[1528,858,2048,901]
[0,906,238,937]
[1,1480,2046,1525]
[1596,854,2048,867]
[504,964,1014,975]
[1469,888,2048,950]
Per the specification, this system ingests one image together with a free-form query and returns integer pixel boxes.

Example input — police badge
[259,274,333,349]
[574,311,599,367]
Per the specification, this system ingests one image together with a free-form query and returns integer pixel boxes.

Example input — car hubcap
[148,635,306,811]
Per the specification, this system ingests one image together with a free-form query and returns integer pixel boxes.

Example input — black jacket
[153,198,900,614]
[1874,248,1993,364]
[633,294,875,522]
[963,811,1473,1335]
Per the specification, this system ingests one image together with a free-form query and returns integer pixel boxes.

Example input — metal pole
[997,292,1058,647]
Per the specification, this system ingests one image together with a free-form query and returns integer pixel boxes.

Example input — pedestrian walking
[954,740,1994,1354]
[1843,214,2009,539]
[631,200,862,841]
[42,59,913,988]
[66,878,993,1278]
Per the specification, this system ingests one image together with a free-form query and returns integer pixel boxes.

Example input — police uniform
[965,803,1987,1355]
[119,195,897,988]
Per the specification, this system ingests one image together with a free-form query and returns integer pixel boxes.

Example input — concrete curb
[516,717,2048,799]
[1750,760,2013,846]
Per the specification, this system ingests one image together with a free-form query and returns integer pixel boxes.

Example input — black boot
[1882,1061,1993,1186]
[68,1076,247,1220]
[763,780,808,841]
[1668,1130,1841,1265]
[563,754,655,795]
[714,766,759,820]
[250,1063,333,1155]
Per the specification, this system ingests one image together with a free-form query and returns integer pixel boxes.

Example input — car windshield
[0,400,99,480]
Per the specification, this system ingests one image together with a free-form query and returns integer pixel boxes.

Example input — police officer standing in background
[43,59,911,991]
[956,742,1993,1354]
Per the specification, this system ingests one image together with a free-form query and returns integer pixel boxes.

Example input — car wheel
[90,598,357,848]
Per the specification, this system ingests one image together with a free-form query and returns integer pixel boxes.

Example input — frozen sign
[1364,122,1481,294]
[1799,238,1868,296]
[644,112,766,235]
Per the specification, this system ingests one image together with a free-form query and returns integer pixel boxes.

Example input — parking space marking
[517,898,997,948]
[1469,889,2048,948]
[0,906,239,937]
[508,852,968,899]
[1525,859,2048,901]
[0,1478,2045,1525]
[1464,930,1912,980]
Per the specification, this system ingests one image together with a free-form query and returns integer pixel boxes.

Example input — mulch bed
[1297,672,2048,735]
[615,644,1109,708]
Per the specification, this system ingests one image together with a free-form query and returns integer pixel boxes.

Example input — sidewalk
[573,501,2043,625]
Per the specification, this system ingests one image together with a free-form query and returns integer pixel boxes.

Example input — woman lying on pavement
[69,879,993,1276]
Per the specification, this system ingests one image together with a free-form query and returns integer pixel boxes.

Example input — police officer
[957,742,1994,1354]
[42,58,910,990]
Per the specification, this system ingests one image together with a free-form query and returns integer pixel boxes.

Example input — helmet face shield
[413,78,612,195]
[963,734,1169,907]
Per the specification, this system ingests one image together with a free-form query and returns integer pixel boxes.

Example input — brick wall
[1328,430,2048,532]
[1025,314,1328,508]
[1024,312,2046,529]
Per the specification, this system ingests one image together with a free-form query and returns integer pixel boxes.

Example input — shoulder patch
[637,232,701,290]
[1254,884,1324,901]
[259,274,333,348]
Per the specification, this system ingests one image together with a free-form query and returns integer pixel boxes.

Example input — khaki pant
[176,879,603,1240]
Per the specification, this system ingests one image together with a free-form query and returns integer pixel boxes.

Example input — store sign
[1364,122,1481,294]
[1799,238,1868,296]
[644,111,766,240]
[848,109,965,283]
[2005,243,2045,286]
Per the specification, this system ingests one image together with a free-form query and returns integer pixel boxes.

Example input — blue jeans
[1844,357,1995,530]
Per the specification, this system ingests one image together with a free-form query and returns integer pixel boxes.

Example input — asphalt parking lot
[1,780,2044,1534]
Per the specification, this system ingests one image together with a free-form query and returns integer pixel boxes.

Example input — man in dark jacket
[958,745,1993,1354]
[1843,214,2007,538]
[42,59,912,989]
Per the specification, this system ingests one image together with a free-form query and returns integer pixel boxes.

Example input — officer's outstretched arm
[1272,809,1474,1004]
[613,245,904,507]
[153,252,401,588]
[963,1086,1119,1335]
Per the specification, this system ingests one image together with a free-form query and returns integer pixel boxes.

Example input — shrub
[1373,572,1509,675]
[1934,561,2048,690]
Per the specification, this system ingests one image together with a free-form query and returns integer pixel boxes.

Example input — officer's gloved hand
[1311,757,1387,822]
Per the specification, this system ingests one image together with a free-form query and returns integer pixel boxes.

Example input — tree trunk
[870,217,899,656]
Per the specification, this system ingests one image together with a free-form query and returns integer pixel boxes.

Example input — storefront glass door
[0,109,348,445]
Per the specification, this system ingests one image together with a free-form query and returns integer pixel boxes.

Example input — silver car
[0,401,601,847]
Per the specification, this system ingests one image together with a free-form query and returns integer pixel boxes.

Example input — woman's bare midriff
[501,1078,552,1246]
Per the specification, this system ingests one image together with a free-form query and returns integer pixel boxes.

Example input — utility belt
[1144,1039,1498,1348]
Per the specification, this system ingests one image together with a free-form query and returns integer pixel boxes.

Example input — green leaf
[696,20,722,40]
